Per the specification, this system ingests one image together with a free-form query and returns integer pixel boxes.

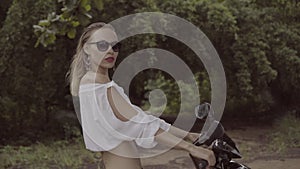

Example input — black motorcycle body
[190,103,251,169]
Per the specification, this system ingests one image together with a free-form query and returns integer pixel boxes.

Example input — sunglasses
[88,40,121,52]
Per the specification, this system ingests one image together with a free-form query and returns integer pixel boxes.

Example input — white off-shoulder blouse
[78,81,171,152]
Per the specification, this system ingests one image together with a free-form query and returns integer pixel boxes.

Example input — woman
[68,22,215,169]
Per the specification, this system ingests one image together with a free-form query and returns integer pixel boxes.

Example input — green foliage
[0,138,101,169]
[63,122,82,140]
[1,0,300,144]
[33,0,94,47]
[33,0,108,47]
[268,111,300,153]
[0,0,13,27]
[141,71,210,114]
[217,0,300,115]
[0,0,54,139]
[0,0,75,143]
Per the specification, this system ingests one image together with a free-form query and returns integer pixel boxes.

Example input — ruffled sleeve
[79,81,171,151]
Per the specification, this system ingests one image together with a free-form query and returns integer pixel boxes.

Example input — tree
[0,0,73,142]
[1,0,299,143]
[0,0,13,27]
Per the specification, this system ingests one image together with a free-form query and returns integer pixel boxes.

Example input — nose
[107,46,114,53]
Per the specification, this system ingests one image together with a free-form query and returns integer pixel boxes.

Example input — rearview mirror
[194,102,211,119]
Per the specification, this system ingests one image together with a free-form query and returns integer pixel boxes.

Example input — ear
[83,43,90,55]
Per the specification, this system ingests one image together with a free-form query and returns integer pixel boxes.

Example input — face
[84,28,120,71]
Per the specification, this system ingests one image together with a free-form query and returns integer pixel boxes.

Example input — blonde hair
[67,22,114,96]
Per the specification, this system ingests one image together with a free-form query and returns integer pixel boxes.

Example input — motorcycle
[190,103,251,169]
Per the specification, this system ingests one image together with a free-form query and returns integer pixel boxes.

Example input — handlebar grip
[189,154,209,169]
[197,159,208,169]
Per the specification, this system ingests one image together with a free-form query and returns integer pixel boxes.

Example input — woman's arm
[107,86,215,166]
[107,86,139,121]
[108,86,199,142]
[168,125,199,143]
[154,128,215,166]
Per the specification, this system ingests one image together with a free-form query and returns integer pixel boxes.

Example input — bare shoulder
[80,72,93,85]
[80,71,110,85]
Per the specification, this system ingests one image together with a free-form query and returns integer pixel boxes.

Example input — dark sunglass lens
[96,41,109,51]
[112,43,121,52]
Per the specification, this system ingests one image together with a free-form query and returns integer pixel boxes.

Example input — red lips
[104,57,115,63]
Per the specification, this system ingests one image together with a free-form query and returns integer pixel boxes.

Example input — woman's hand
[188,145,216,167]
[187,132,200,143]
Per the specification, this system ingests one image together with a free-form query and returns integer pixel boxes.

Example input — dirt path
[246,158,300,169]
[228,126,300,169]
[141,150,300,169]
[141,126,300,169]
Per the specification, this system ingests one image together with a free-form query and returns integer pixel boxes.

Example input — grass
[226,111,300,162]
[268,111,300,153]
[0,137,103,169]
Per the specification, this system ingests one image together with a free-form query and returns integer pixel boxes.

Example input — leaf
[93,0,104,10]
[50,14,61,22]
[65,0,78,9]
[38,20,50,27]
[33,25,43,31]
[77,13,91,26]
[84,13,92,19]
[61,11,71,19]
[34,37,41,48]
[80,0,89,6]
[61,7,69,12]
[46,33,56,45]
[71,21,80,27]
[67,28,76,39]
[84,4,91,11]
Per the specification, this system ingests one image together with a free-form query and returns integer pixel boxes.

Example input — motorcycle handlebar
[189,154,209,169]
